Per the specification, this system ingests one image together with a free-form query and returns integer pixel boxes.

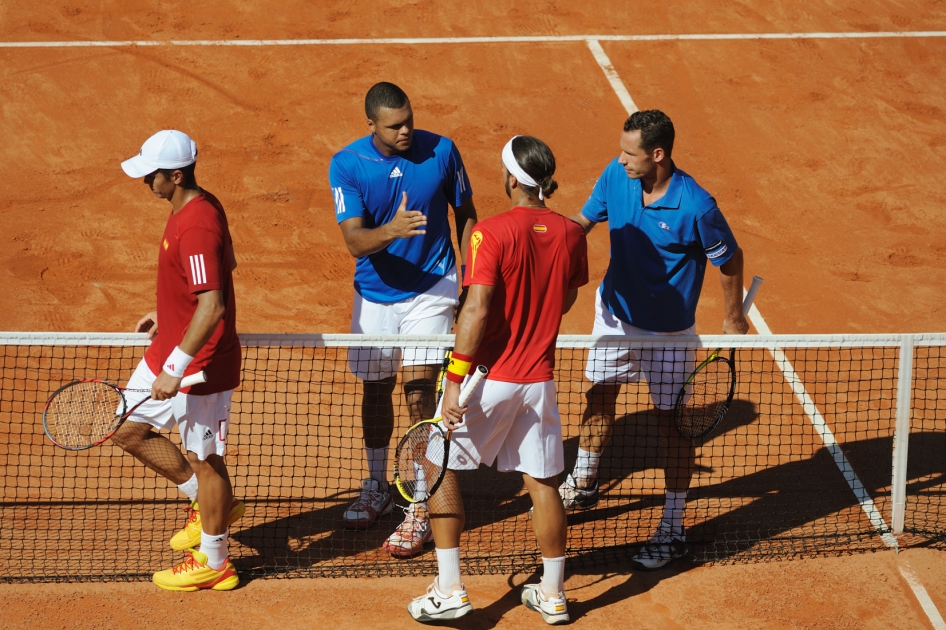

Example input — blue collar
[645,164,682,210]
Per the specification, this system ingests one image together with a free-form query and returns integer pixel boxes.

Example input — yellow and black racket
[673,276,763,439]
[393,364,488,503]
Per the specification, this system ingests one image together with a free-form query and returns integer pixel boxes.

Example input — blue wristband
[461,264,466,279]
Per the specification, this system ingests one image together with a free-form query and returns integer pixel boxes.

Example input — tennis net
[0,332,943,582]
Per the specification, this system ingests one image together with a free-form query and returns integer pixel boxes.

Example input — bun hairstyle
[511,135,558,199]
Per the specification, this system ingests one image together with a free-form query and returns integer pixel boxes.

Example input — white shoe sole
[408,602,473,622]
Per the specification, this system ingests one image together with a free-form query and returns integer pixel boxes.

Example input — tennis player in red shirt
[113,130,243,591]
[407,136,588,625]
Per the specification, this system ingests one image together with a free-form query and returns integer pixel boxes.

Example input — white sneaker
[631,521,687,570]
[521,584,569,625]
[342,478,393,529]
[407,580,473,622]
[383,503,432,558]
[558,473,599,510]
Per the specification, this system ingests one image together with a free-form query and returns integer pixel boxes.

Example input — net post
[891,333,914,536]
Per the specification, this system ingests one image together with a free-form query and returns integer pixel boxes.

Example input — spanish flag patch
[163,239,169,250]
[533,224,547,233]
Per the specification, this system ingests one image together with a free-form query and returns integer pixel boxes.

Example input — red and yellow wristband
[445,351,473,383]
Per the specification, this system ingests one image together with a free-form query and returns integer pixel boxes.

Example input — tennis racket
[393,364,489,503]
[43,371,208,450]
[672,276,763,439]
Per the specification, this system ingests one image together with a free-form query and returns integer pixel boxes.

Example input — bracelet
[461,264,466,280]
[163,346,194,378]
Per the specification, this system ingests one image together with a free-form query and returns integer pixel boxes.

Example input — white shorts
[348,269,458,381]
[440,379,564,480]
[123,359,233,460]
[585,290,696,410]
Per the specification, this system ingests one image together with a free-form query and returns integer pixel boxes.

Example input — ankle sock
[177,474,198,503]
[540,556,565,598]
[572,448,600,488]
[436,547,461,594]
[199,528,229,570]
[662,491,687,533]
[366,447,388,486]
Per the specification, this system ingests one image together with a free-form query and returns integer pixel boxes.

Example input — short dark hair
[511,135,559,199]
[365,82,410,120]
[157,162,197,189]
[624,109,674,157]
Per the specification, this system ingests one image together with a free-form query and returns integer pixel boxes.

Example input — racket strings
[678,358,733,436]
[45,382,124,448]
[396,424,446,501]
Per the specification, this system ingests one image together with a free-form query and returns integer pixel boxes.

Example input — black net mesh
[0,336,942,582]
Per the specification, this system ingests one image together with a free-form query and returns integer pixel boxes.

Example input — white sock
[572,448,600,488]
[413,461,428,500]
[662,491,687,533]
[436,547,462,594]
[199,528,228,570]
[366,447,388,486]
[540,556,566,598]
[177,474,198,502]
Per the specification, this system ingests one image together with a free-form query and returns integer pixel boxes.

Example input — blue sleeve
[329,154,366,224]
[580,164,610,224]
[445,142,473,207]
[696,202,738,267]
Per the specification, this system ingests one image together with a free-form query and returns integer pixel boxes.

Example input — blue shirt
[581,161,738,332]
[329,130,473,303]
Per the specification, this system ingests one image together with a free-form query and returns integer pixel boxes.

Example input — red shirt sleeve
[464,226,500,287]
[178,227,225,293]
[568,224,589,290]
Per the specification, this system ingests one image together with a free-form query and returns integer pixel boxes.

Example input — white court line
[587,38,944,626]
[900,558,946,630]
[1,31,946,48]
[586,41,638,114]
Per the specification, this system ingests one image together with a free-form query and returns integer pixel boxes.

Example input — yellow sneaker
[170,499,246,551]
[152,550,239,592]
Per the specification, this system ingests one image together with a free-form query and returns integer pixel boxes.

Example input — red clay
[2,1,946,628]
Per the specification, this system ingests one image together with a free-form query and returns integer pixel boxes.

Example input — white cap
[121,130,198,178]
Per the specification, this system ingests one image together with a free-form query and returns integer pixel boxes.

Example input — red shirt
[464,206,588,383]
[144,192,241,395]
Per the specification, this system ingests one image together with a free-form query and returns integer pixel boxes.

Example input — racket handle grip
[742,276,764,316]
[180,371,208,388]
[459,365,488,406]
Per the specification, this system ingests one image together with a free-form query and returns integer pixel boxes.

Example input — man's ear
[366,117,376,133]
[171,169,185,185]
[652,146,666,164]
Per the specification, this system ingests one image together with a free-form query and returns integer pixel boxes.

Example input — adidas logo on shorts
[389,166,403,178]
[203,429,214,441]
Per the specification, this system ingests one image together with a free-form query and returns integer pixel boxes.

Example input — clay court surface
[2,1,946,628]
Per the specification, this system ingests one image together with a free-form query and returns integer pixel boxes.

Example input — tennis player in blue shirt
[329,82,477,557]
[561,110,749,570]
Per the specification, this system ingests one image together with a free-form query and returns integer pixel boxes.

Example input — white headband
[502,136,544,200]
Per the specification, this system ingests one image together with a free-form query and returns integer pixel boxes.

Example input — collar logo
[533,224,547,233]
[389,166,403,178]
[658,221,670,231]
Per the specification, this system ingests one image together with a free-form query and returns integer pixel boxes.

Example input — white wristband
[163,346,194,378]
